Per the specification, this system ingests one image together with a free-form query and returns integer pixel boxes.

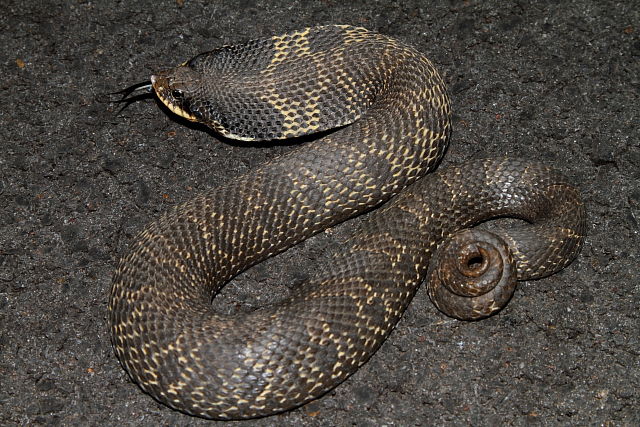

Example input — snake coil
[109,25,585,419]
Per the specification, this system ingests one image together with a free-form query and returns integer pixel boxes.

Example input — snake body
[109,25,586,419]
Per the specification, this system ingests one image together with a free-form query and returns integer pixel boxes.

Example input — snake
[108,25,586,419]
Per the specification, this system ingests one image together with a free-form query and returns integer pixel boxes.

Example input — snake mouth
[151,73,198,122]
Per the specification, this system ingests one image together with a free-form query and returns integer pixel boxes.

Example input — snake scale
[109,25,586,419]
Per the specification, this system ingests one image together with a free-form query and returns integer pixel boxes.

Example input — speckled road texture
[1,1,638,425]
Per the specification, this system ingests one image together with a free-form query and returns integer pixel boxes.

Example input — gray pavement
[1,1,638,425]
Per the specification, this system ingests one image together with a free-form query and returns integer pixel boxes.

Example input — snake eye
[171,89,184,100]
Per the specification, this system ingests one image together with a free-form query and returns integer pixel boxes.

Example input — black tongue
[98,80,154,114]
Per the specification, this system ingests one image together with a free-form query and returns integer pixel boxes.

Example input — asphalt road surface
[1,1,638,425]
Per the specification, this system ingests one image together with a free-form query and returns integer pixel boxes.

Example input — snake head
[151,66,205,123]
[151,64,230,136]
